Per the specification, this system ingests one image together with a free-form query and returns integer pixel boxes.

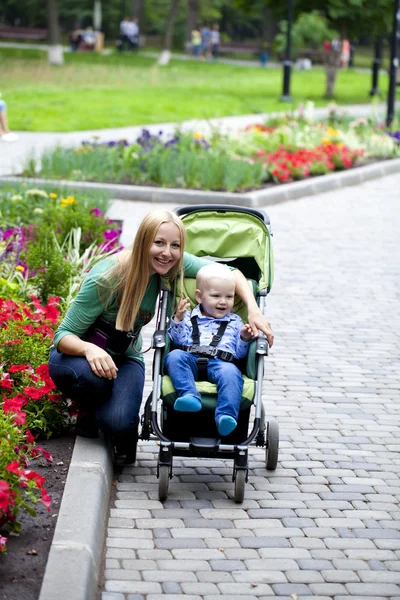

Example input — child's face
[195,277,235,319]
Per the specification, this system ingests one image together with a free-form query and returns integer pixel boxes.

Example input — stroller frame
[140,205,279,503]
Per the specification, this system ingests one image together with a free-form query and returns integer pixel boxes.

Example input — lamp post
[280,0,294,102]
[387,0,400,126]
[370,35,384,96]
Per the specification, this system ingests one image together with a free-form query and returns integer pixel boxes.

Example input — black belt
[180,344,235,363]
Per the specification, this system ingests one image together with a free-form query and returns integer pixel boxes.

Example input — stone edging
[39,436,112,600]
[1,157,400,207]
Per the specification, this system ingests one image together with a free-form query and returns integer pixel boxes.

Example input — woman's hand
[84,343,118,379]
[247,308,274,347]
[174,297,191,322]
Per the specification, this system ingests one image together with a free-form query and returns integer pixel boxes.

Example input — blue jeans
[164,350,243,422]
[48,348,145,436]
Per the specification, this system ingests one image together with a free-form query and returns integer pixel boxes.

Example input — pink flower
[0,535,7,553]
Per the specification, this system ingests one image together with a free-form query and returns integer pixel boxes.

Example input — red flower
[22,325,35,335]
[35,364,50,379]
[0,481,16,511]
[8,364,29,373]
[25,429,35,444]
[4,339,23,346]
[5,461,22,476]
[35,448,53,464]
[25,470,46,489]
[0,378,12,391]
[41,488,51,511]
[23,386,46,400]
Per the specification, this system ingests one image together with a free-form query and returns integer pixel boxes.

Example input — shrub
[0,407,52,553]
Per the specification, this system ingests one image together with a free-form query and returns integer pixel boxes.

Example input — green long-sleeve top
[53,252,211,362]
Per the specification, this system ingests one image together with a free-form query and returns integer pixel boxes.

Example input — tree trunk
[47,0,64,65]
[158,0,181,65]
[185,0,199,44]
[323,43,342,98]
[131,0,142,20]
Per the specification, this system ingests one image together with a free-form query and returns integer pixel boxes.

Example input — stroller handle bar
[175,204,270,226]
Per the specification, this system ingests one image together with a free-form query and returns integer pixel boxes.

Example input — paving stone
[218,583,274,595]
[142,570,197,583]
[345,583,400,595]
[286,570,324,583]
[233,571,287,584]
[239,537,291,549]
[272,583,311,595]
[309,582,352,597]
[162,582,182,594]
[320,569,360,582]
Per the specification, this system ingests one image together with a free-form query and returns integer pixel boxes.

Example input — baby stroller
[140,205,278,503]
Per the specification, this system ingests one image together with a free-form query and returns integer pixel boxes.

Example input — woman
[49,210,274,463]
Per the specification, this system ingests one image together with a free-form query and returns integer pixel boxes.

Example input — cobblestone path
[101,172,400,599]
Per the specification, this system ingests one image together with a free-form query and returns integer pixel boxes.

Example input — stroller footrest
[190,437,219,452]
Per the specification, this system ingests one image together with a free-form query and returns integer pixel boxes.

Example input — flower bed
[21,104,400,192]
[0,187,122,552]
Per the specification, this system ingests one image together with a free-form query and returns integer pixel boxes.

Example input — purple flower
[164,137,180,148]
[386,131,400,144]
[91,207,104,217]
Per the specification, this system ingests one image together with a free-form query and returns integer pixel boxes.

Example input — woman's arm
[232,270,274,347]
[58,334,118,380]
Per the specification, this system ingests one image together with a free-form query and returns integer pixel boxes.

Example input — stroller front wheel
[234,469,246,503]
[265,418,279,470]
[158,465,170,501]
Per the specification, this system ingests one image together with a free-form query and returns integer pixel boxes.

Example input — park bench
[297,48,324,64]
[219,42,261,58]
[0,26,47,40]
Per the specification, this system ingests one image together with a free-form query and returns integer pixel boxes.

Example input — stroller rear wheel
[265,418,279,470]
[158,465,170,501]
[234,469,246,503]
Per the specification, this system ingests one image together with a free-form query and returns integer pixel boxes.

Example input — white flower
[25,188,49,198]
[33,207,44,214]
[10,194,23,201]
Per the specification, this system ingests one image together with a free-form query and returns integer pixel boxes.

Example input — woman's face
[149,222,182,276]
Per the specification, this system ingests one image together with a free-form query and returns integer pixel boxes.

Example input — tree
[158,0,181,65]
[185,0,200,45]
[47,0,64,65]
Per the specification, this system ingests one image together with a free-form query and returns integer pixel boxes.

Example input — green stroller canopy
[181,210,274,291]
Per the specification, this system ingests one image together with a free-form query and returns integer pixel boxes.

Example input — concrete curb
[39,436,112,600]
[1,157,400,207]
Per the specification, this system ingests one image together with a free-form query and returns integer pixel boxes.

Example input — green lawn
[0,48,397,132]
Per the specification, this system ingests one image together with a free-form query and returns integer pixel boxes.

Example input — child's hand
[240,323,254,341]
[174,297,191,322]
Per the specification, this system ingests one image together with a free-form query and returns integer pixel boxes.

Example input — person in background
[340,38,350,69]
[191,25,202,57]
[0,94,18,142]
[118,16,131,52]
[211,24,220,60]
[127,17,139,51]
[201,24,212,59]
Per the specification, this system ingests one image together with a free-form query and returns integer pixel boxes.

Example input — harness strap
[191,316,228,346]
[190,316,230,381]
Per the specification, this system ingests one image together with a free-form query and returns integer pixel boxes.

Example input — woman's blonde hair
[103,210,186,331]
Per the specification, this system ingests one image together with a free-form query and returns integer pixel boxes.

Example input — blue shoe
[174,395,202,412]
[216,415,237,437]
